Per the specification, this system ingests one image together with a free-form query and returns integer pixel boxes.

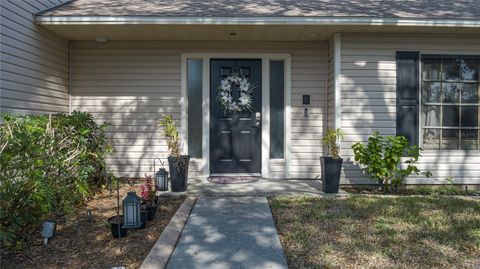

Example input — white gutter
[35,16,480,28]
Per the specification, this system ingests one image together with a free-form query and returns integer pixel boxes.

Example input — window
[187,59,203,158]
[421,56,480,150]
[270,60,285,158]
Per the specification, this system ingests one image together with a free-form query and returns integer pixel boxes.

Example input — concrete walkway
[166,196,288,269]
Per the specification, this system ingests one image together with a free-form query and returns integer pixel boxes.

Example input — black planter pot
[108,215,128,238]
[139,210,147,229]
[320,157,343,193]
[142,201,157,221]
[146,206,157,221]
[168,155,190,192]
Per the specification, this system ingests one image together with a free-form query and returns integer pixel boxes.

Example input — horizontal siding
[290,44,326,179]
[340,34,480,184]
[71,42,180,178]
[0,0,69,114]
[72,41,327,178]
[269,160,286,179]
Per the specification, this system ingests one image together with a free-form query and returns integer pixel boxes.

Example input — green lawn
[269,195,480,269]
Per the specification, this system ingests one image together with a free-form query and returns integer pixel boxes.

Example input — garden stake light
[41,220,57,245]
[154,158,169,191]
[86,209,94,223]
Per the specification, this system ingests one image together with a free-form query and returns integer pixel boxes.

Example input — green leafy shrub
[351,132,431,193]
[0,111,112,247]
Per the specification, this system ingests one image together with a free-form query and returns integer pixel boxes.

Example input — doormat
[207,176,259,184]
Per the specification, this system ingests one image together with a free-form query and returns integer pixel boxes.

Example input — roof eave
[34,16,480,27]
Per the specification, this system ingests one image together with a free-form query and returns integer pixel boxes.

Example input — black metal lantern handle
[153,158,164,174]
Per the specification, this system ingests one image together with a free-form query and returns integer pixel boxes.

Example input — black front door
[210,59,262,174]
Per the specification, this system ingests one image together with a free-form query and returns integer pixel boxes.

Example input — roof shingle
[38,0,480,20]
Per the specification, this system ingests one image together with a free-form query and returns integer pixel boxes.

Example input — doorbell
[302,95,310,118]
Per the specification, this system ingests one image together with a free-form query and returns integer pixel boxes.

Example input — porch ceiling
[38,24,480,41]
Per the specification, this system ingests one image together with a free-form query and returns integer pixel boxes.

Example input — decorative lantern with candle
[154,158,169,191]
[122,192,142,228]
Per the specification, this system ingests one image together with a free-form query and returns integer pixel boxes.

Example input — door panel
[238,130,253,161]
[210,59,262,173]
[218,131,232,160]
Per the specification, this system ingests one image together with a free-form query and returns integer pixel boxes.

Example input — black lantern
[122,192,142,228]
[154,158,169,191]
[156,168,169,191]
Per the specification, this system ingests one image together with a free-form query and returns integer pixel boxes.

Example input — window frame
[419,54,480,151]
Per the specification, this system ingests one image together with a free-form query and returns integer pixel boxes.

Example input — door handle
[253,112,261,128]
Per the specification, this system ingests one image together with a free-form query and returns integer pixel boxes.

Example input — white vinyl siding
[290,44,327,179]
[71,41,326,178]
[340,34,480,184]
[0,0,69,114]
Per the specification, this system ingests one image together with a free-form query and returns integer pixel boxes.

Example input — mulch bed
[1,184,186,269]
[343,185,480,196]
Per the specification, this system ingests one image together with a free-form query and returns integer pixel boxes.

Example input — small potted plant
[140,175,158,221]
[157,114,190,192]
[139,210,148,229]
[320,128,344,193]
[107,215,128,238]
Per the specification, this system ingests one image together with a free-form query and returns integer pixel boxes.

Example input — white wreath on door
[217,74,256,113]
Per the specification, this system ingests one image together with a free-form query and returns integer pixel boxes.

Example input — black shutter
[396,51,420,146]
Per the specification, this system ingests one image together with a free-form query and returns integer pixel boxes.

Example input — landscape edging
[139,196,197,269]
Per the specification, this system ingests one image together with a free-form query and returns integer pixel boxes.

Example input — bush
[351,132,431,193]
[0,111,112,247]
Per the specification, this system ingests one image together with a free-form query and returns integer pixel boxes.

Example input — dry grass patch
[1,185,185,269]
[269,195,480,269]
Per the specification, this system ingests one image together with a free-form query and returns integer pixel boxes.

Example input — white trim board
[284,57,292,179]
[68,40,72,114]
[333,33,342,131]
[261,57,270,177]
[181,53,292,178]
